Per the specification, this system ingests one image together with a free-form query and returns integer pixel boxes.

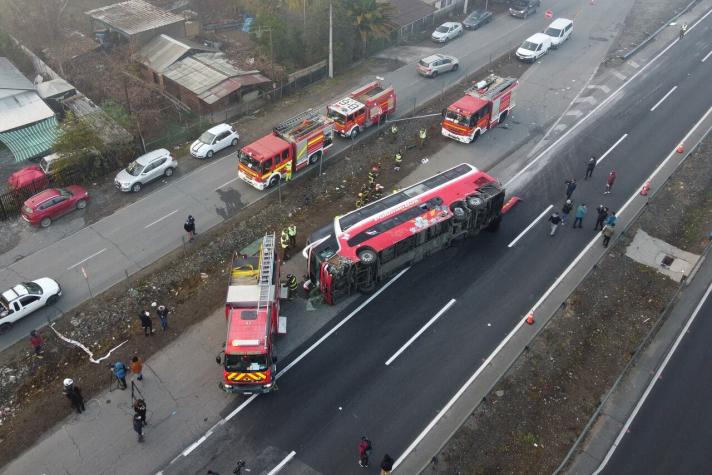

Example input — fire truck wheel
[499,111,508,123]
[471,130,481,143]
[450,202,468,221]
[358,280,377,294]
[269,175,280,188]
[309,151,322,164]
[350,126,360,139]
[487,216,502,232]
[466,194,485,210]
[357,248,378,266]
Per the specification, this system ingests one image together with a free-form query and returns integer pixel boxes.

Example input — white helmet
[566,199,572,204]
[63,378,74,387]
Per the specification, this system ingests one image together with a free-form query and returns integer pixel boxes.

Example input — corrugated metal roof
[387,0,436,28]
[36,78,76,99]
[0,116,58,162]
[134,34,214,73]
[0,57,34,100]
[86,0,184,36]
[0,91,55,133]
[63,95,133,145]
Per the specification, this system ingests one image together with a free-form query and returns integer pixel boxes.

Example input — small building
[161,53,271,117]
[0,58,57,163]
[386,0,437,39]
[134,34,215,89]
[85,0,186,51]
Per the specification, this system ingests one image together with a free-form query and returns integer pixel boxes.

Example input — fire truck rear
[327,81,396,139]
[238,109,334,190]
[218,234,286,394]
[441,74,518,144]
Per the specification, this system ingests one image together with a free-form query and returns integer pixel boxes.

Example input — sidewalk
[0,254,356,475]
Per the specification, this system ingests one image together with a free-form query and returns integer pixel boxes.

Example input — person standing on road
[139,310,154,336]
[112,361,128,389]
[63,378,85,414]
[131,356,144,381]
[184,215,196,241]
[133,413,145,442]
[380,454,394,475]
[565,178,577,200]
[573,203,587,228]
[134,398,147,425]
[156,305,169,331]
[606,211,618,227]
[30,330,44,357]
[604,170,617,194]
[594,205,609,231]
[561,200,573,225]
[548,212,562,236]
[585,156,596,179]
[358,436,372,467]
[602,224,615,247]
[680,22,688,39]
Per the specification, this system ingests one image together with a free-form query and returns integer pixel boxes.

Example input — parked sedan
[21,186,89,227]
[463,10,493,29]
[509,0,540,18]
[190,123,239,159]
[0,278,62,333]
[8,165,49,191]
[431,22,464,43]
[115,148,177,193]
[417,54,459,78]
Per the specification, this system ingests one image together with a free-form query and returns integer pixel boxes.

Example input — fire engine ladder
[257,233,276,315]
[275,108,322,137]
[466,76,517,101]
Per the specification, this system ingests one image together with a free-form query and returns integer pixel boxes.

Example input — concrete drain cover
[661,255,675,268]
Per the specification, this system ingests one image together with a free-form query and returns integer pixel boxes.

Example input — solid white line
[144,209,179,229]
[224,394,259,422]
[702,49,712,62]
[182,435,208,456]
[385,299,456,366]
[67,248,107,270]
[214,177,240,191]
[596,134,628,166]
[650,85,678,112]
[507,205,553,248]
[267,451,297,475]
[593,281,712,474]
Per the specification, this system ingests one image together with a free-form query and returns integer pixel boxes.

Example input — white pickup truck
[0,278,62,332]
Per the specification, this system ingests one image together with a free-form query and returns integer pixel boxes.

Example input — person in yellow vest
[287,224,297,248]
[418,128,427,148]
[284,160,293,182]
[390,123,398,143]
[280,229,290,261]
[394,151,402,172]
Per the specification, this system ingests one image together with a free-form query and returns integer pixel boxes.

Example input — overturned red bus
[304,163,505,304]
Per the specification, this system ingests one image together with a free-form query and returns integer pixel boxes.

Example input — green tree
[343,0,396,59]
[52,112,106,171]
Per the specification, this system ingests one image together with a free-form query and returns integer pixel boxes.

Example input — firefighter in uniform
[418,128,427,148]
[394,151,402,171]
[284,160,293,182]
[287,224,297,248]
[286,273,298,299]
[390,123,398,143]
[280,229,290,261]
[367,164,379,187]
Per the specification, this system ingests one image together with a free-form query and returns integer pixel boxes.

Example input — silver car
[417,54,459,78]
[115,148,177,192]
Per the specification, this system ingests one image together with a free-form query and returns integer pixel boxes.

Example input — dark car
[509,0,540,18]
[463,10,493,29]
[21,186,89,227]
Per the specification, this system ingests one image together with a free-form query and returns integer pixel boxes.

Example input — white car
[190,123,239,159]
[0,278,62,333]
[432,22,464,43]
[516,32,552,62]
[115,149,177,193]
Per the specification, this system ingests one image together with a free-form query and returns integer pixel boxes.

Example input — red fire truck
[441,74,518,144]
[218,233,286,394]
[327,81,396,139]
[304,163,505,304]
[238,109,334,190]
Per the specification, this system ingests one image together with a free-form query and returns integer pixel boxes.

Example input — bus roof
[226,307,269,354]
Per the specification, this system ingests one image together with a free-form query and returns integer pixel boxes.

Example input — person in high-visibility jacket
[284,160,293,181]
[418,128,427,148]
[394,151,402,171]
[287,224,297,248]
[286,273,298,299]
[280,229,290,261]
[390,124,398,143]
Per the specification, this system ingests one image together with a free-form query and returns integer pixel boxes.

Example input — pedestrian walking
[380,454,394,475]
[604,170,617,194]
[280,229,290,261]
[133,413,145,442]
[358,436,372,468]
[394,151,402,171]
[157,305,169,331]
[594,205,609,231]
[602,224,615,247]
[287,224,297,248]
[133,398,147,424]
[561,200,573,225]
[139,310,154,336]
[131,356,144,381]
[63,378,85,414]
[548,212,562,236]
[112,361,128,389]
[184,215,196,241]
[585,156,596,179]
[573,203,587,228]
[606,211,618,227]
[565,179,577,200]
[30,329,44,357]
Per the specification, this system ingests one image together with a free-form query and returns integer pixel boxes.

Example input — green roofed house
[0,57,58,163]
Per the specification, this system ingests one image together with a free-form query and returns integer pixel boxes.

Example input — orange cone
[526,313,535,325]
[676,144,684,153]
[640,180,650,196]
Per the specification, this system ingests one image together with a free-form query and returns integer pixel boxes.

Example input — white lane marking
[385,299,456,366]
[144,209,179,229]
[565,110,583,118]
[224,394,259,422]
[214,176,240,191]
[612,70,627,81]
[650,85,678,112]
[593,281,712,474]
[572,96,597,105]
[507,205,553,248]
[553,124,567,132]
[587,84,611,94]
[67,248,107,270]
[267,451,297,475]
[628,60,640,68]
[596,134,628,165]
[182,435,208,457]
[703,49,712,62]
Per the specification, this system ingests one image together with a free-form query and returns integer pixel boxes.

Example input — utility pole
[328,1,334,78]
[463,0,469,14]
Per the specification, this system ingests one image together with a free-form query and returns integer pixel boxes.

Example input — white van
[516,33,552,62]
[544,18,573,48]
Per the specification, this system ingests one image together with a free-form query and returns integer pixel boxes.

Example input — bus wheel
[357,248,378,266]
[466,194,485,210]
[450,201,468,221]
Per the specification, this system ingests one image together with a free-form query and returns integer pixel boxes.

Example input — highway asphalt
[164,10,712,475]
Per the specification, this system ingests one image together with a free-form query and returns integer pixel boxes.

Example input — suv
[190,123,239,159]
[22,186,89,227]
[417,54,459,78]
[115,149,177,193]
[0,278,62,333]
[509,0,540,18]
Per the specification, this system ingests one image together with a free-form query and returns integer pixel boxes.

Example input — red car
[21,186,89,227]
[8,165,49,191]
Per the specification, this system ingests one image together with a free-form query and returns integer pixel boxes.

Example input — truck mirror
[215,354,222,365]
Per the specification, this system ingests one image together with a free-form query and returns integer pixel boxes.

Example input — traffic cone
[676,144,684,153]
[526,313,535,325]
[640,180,650,196]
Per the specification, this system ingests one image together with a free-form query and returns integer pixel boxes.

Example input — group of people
[138,303,170,336]
[358,436,394,474]
[548,157,619,247]
[356,164,386,207]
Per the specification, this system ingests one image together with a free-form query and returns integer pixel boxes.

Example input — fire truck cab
[441,75,518,144]
[327,81,396,139]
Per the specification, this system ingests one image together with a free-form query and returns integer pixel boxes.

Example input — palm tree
[343,0,396,59]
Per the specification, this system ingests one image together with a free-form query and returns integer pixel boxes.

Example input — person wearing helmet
[63,378,85,414]
[561,200,573,225]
